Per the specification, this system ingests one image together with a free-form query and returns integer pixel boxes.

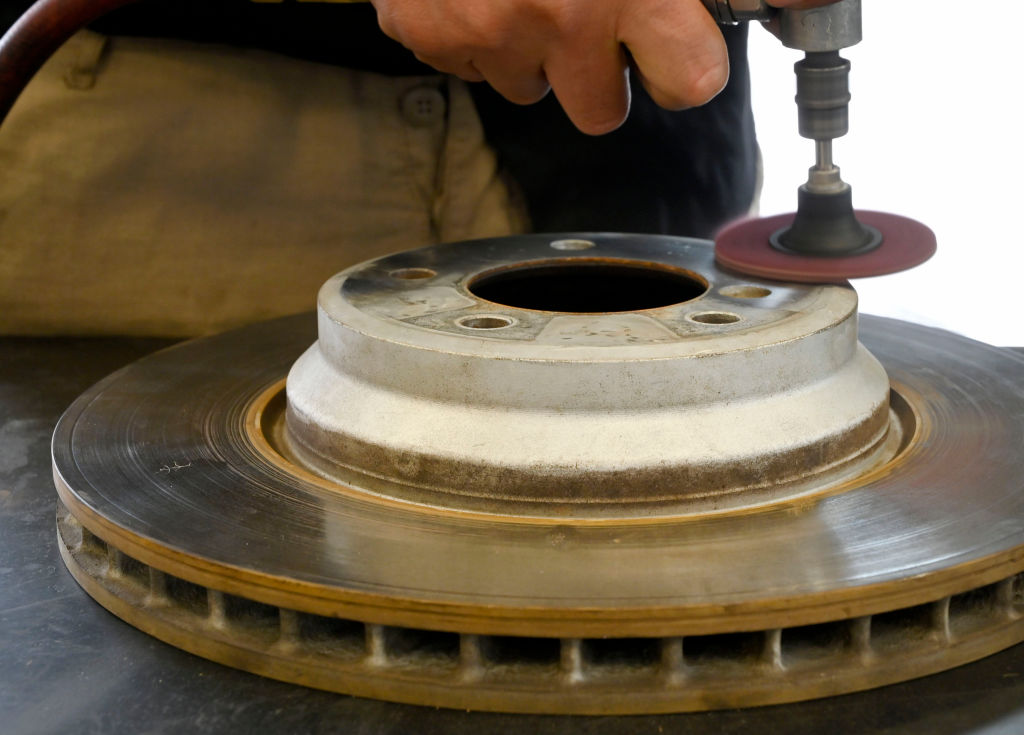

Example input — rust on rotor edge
[283,398,893,513]
[56,501,1024,715]
[254,380,927,527]
[270,382,909,518]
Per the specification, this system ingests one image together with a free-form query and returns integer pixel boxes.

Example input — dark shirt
[5,0,758,238]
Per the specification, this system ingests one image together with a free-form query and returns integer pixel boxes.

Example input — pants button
[400,85,447,127]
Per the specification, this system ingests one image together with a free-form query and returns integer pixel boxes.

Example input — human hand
[371,0,839,135]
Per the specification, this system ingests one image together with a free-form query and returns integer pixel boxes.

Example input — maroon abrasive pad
[715,210,936,283]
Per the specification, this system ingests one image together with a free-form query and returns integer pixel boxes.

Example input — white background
[748,2,1023,346]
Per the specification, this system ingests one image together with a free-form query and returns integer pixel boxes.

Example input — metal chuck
[771,49,881,256]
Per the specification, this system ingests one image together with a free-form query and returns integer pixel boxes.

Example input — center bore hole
[468,259,708,313]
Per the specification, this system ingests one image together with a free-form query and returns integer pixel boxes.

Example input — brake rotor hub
[285,234,892,516]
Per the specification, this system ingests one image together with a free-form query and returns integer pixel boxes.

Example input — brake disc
[54,234,1024,714]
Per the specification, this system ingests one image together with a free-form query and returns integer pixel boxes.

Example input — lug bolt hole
[389,267,437,280]
[689,311,741,325]
[720,285,772,299]
[456,315,516,330]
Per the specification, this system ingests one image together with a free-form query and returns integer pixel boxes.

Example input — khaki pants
[0,32,527,336]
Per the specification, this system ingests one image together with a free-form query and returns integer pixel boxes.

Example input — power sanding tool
[704,0,937,282]
[7,0,1018,719]
[0,0,936,287]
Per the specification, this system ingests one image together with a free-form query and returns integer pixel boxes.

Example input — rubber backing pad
[715,211,936,283]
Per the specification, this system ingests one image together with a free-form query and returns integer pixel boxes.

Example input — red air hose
[0,0,140,123]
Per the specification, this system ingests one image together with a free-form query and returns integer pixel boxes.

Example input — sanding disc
[715,211,937,283]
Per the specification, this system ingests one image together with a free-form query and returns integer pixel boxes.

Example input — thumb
[617,0,729,111]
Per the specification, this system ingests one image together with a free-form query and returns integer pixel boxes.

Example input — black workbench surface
[3,325,1023,734]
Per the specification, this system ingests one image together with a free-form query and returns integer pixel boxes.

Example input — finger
[618,0,729,111]
[544,42,631,135]
[461,61,486,84]
[470,53,551,105]
[414,53,486,82]
[370,0,408,44]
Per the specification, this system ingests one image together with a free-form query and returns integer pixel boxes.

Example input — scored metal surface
[52,314,1024,629]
